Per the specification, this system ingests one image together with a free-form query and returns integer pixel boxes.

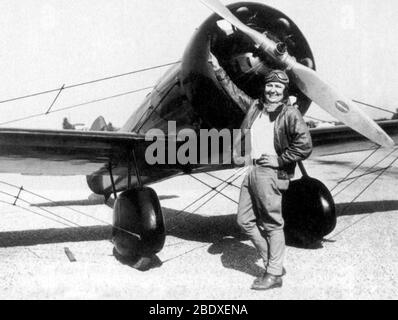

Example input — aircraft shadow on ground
[336,200,398,216]
[208,238,263,278]
[0,225,112,248]
[2,199,397,275]
[0,206,239,248]
[31,195,178,207]
[162,208,319,276]
[31,199,106,207]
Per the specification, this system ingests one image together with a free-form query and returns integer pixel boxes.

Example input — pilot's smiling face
[264,82,285,104]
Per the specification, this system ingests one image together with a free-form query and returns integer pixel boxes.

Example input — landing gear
[110,148,165,271]
[113,187,165,270]
[282,163,336,246]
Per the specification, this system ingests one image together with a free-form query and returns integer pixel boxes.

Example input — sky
[0,0,397,129]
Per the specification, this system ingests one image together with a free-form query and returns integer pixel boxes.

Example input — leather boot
[252,267,286,286]
[251,273,282,291]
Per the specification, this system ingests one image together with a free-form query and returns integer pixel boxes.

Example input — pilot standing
[209,53,312,290]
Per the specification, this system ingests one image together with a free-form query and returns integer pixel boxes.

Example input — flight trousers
[237,166,289,276]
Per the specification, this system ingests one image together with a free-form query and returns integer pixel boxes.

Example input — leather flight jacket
[214,67,313,180]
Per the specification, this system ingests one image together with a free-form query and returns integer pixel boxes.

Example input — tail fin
[90,116,107,131]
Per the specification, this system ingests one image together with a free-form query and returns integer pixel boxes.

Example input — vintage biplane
[0,1,396,268]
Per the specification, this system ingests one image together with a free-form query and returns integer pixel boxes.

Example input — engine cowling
[181,1,316,130]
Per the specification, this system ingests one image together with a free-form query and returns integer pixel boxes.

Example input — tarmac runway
[0,148,397,300]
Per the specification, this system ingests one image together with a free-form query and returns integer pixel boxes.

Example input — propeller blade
[290,64,394,147]
[199,0,278,56]
[199,0,252,32]
[199,0,395,148]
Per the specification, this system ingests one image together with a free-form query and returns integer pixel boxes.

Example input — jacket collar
[256,98,291,121]
[242,98,292,130]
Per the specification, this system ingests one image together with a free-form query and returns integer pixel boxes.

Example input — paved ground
[0,149,397,300]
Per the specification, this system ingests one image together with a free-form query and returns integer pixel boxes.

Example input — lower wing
[310,120,398,157]
[0,121,396,178]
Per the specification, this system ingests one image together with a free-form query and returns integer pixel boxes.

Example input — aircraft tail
[90,116,117,131]
[90,116,107,131]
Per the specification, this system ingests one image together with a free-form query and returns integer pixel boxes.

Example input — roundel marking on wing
[335,101,350,114]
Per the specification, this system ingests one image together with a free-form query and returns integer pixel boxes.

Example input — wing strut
[108,161,118,200]
[131,146,143,188]
[107,145,143,202]
[13,186,24,206]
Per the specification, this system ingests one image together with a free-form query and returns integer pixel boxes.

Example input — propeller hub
[275,42,287,56]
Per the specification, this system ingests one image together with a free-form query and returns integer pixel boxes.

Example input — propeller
[200,0,395,148]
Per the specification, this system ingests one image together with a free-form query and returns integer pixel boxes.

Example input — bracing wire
[337,167,393,183]
[0,86,153,126]
[0,180,146,238]
[0,60,180,126]
[204,171,241,190]
[305,99,396,126]
[187,170,245,214]
[161,243,210,264]
[166,167,247,233]
[353,99,395,115]
[162,169,248,262]
[189,174,238,204]
[332,147,397,198]
[329,153,398,240]
[0,189,82,228]
[0,61,180,105]
[304,115,335,124]
[330,147,381,192]
[0,199,73,228]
